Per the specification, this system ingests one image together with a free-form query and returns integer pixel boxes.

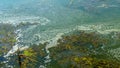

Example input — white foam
[19,46,29,51]
[108,48,120,60]
[97,29,120,34]
[97,4,118,8]
[45,33,64,51]
[75,24,103,31]
[75,24,120,34]
[4,29,29,57]
[44,33,64,63]
[39,65,46,68]
[0,15,50,26]
[4,45,29,57]
[4,44,19,57]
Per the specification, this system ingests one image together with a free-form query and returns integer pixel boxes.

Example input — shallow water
[0,0,120,67]
[1,0,120,44]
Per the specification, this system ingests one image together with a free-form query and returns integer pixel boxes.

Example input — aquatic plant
[46,31,120,68]
[15,48,37,68]
[0,24,16,56]
[1,29,120,68]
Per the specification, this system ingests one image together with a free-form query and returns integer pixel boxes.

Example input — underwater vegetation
[0,23,16,67]
[46,31,120,68]
[0,0,120,68]
[0,23,16,56]
[3,30,119,68]
[0,23,120,68]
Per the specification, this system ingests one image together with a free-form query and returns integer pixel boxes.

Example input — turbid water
[0,0,120,67]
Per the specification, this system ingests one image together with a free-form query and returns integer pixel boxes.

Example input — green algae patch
[7,31,120,68]
[46,31,120,68]
[0,24,16,56]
